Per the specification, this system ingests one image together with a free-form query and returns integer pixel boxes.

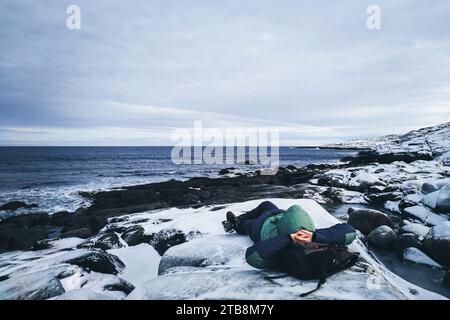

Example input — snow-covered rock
[129,199,444,300]
[423,221,450,266]
[400,222,430,238]
[421,185,450,213]
[52,289,121,300]
[441,152,450,166]
[108,244,160,287]
[325,122,450,156]
[403,247,442,269]
[348,172,387,192]
[403,206,448,226]
[0,266,66,300]
[158,234,251,275]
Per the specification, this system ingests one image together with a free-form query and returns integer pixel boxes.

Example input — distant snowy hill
[324,122,450,157]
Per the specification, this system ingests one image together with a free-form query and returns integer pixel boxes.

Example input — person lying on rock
[222,201,357,271]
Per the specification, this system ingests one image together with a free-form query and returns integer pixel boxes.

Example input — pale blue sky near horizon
[1,0,449,146]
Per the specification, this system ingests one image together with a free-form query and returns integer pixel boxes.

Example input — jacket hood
[276,205,315,235]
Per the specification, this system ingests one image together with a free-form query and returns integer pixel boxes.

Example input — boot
[222,211,241,233]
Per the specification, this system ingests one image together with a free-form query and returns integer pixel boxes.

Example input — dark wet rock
[108,216,130,224]
[367,225,397,249]
[103,277,135,294]
[421,182,439,195]
[399,198,419,211]
[0,201,38,211]
[316,175,346,189]
[94,232,124,250]
[218,167,236,175]
[149,228,189,255]
[366,186,386,194]
[103,224,128,234]
[121,225,145,246]
[0,226,50,251]
[348,208,394,235]
[342,150,433,166]
[32,239,56,251]
[423,222,450,266]
[320,188,344,204]
[60,227,93,239]
[151,218,173,224]
[364,192,402,205]
[210,206,226,211]
[444,271,450,289]
[65,249,124,275]
[394,233,422,256]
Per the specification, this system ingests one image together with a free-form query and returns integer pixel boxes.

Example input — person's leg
[238,201,280,221]
[236,218,257,236]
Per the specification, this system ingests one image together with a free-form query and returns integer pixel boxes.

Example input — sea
[0,146,357,217]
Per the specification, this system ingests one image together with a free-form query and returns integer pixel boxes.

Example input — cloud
[0,0,449,145]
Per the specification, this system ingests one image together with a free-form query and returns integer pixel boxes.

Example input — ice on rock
[53,289,121,300]
[421,185,450,213]
[108,244,161,287]
[400,222,430,238]
[403,247,442,269]
[403,206,447,226]
[158,234,252,275]
[429,221,450,240]
[0,266,66,300]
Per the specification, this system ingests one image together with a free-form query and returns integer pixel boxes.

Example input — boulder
[399,223,430,238]
[395,233,422,255]
[149,228,189,255]
[399,198,419,211]
[441,152,450,166]
[444,271,450,289]
[367,225,397,249]
[218,167,237,175]
[0,268,65,300]
[60,227,94,239]
[0,201,38,211]
[403,247,442,268]
[421,185,450,213]
[421,182,439,195]
[366,186,387,194]
[158,234,250,275]
[53,289,117,300]
[364,192,402,205]
[402,206,447,226]
[347,172,387,192]
[64,249,124,275]
[121,225,145,246]
[94,232,124,250]
[423,221,450,266]
[348,208,394,235]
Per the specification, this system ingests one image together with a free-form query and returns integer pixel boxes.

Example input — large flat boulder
[129,199,444,300]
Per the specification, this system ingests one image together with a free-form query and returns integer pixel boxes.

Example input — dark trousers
[236,201,281,236]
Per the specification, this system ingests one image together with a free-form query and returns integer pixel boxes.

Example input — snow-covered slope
[126,199,445,300]
[324,122,450,157]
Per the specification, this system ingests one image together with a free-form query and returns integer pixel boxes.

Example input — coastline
[1,123,450,299]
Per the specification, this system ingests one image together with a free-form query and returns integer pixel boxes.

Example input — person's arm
[245,234,292,269]
[313,223,357,246]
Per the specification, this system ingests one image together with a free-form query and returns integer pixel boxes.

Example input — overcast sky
[1,0,449,146]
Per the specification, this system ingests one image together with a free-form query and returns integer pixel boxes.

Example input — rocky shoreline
[1,122,450,299]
